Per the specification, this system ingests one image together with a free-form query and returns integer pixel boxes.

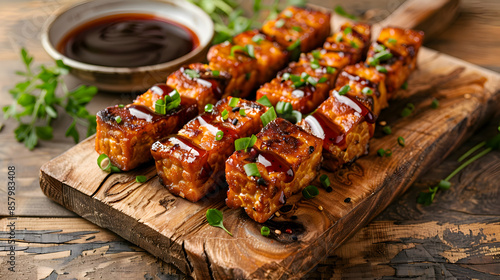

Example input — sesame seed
[275,212,281,217]
[464,93,471,99]
[318,205,323,211]
[275,229,282,235]
[379,121,387,126]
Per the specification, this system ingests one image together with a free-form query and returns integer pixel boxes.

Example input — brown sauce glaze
[250,148,294,183]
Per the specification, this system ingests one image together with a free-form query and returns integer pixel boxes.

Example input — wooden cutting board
[40,1,500,279]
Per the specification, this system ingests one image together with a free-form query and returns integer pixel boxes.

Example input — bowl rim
[41,0,214,74]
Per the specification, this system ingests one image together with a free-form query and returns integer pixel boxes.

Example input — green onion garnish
[320,174,330,188]
[261,226,270,236]
[165,89,181,111]
[221,109,229,120]
[373,51,393,61]
[283,10,293,18]
[287,39,301,51]
[260,106,277,127]
[431,98,439,109]
[115,116,122,124]
[318,77,328,83]
[398,136,405,147]
[184,69,200,79]
[401,107,412,117]
[282,72,291,81]
[256,95,273,107]
[375,44,387,52]
[275,19,285,28]
[97,154,120,173]
[307,76,318,86]
[118,104,124,108]
[385,149,392,157]
[215,130,224,141]
[382,126,392,135]
[311,50,321,60]
[155,99,166,115]
[230,45,255,58]
[302,185,319,199]
[376,65,388,73]
[310,59,320,69]
[367,57,379,66]
[343,27,352,35]
[246,44,255,58]
[136,175,147,183]
[338,85,350,95]
[252,34,265,44]
[239,108,246,116]
[335,34,343,42]
[362,87,373,95]
[388,38,397,44]
[212,70,220,77]
[326,66,336,74]
[406,103,415,110]
[229,97,240,107]
[401,81,408,89]
[292,26,302,32]
[244,163,261,177]
[377,148,385,157]
[350,41,359,49]
[205,104,213,113]
[276,101,293,115]
[235,135,256,152]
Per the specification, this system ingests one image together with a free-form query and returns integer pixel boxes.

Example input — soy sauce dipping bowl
[41,0,214,92]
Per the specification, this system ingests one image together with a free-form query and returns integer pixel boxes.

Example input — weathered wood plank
[39,47,500,279]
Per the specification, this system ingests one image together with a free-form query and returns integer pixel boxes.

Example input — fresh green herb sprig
[3,48,97,150]
[418,125,500,205]
[206,209,232,236]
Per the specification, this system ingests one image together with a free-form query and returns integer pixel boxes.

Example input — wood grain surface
[2,0,500,279]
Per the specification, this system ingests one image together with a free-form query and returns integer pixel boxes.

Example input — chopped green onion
[239,108,246,116]
[235,137,250,151]
[438,180,451,190]
[287,39,301,51]
[115,116,122,124]
[257,95,273,107]
[261,106,277,127]
[401,107,412,117]
[377,148,385,157]
[275,19,285,28]
[261,226,270,236]
[205,104,213,113]
[215,130,224,141]
[431,98,439,109]
[283,10,293,18]
[398,136,405,147]
[307,76,318,86]
[212,70,220,77]
[326,66,336,74]
[165,89,181,111]
[282,73,291,81]
[292,26,302,32]
[311,50,321,60]
[320,174,330,188]
[244,163,261,177]
[382,126,392,135]
[184,69,200,79]
[376,65,388,73]
[155,99,166,114]
[335,34,343,42]
[252,34,265,44]
[229,97,240,107]
[367,57,379,66]
[388,38,397,44]
[406,103,415,111]
[374,44,387,52]
[276,101,293,115]
[401,81,408,90]
[300,72,309,79]
[385,149,392,157]
[302,185,319,199]
[245,44,255,58]
[317,77,328,83]
[362,87,373,95]
[221,109,229,120]
[248,134,257,148]
[310,59,320,69]
[136,175,147,183]
[230,45,246,57]
[118,104,124,108]
[334,5,358,20]
[338,85,350,95]
[373,51,393,61]
[343,27,352,35]
[97,154,111,172]
[350,41,359,49]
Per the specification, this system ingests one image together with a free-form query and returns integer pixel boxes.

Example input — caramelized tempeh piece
[262,6,330,52]
[299,90,376,172]
[167,63,231,113]
[95,84,198,171]
[226,118,322,223]
[256,55,336,114]
[367,27,424,95]
[232,30,289,85]
[207,41,260,99]
[151,97,267,202]
[323,22,371,64]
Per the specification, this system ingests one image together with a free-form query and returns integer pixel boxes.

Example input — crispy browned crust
[367,27,424,95]
[95,94,198,171]
[262,6,330,52]
[226,118,322,223]
[166,63,231,113]
[323,22,371,64]
[151,97,268,202]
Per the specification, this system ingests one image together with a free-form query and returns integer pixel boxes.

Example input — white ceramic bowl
[41,0,214,92]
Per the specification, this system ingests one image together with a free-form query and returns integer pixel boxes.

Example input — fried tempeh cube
[95,84,198,171]
[262,6,330,53]
[323,22,371,64]
[151,97,267,202]
[367,27,424,95]
[166,63,231,113]
[335,63,389,116]
[256,56,336,114]
[226,118,322,223]
[207,41,260,99]
[299,89,376,172]
[232,30,289,85]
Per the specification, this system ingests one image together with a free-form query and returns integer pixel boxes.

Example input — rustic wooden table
[1,0,499,279]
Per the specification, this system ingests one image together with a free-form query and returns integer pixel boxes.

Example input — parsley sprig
[2,48,97,150]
